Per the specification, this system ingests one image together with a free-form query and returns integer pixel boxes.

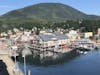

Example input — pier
[0,44,24,75]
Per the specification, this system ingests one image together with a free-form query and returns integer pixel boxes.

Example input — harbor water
[19,49,100,75]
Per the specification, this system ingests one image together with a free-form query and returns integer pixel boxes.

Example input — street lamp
[12,45,20,75]
[23,54,26,75]
[22,45,32,75]
[11,45,18,63]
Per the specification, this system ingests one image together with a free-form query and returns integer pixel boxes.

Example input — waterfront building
[0,32,8,38]
[73,38,97,50]
[32,31,69,53]
[84,32,93,38]
[97,28,100,35]
[65,30,80,41]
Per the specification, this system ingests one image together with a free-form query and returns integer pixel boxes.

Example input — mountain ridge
[0,3,100,22]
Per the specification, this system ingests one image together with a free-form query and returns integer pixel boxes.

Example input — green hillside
[1,3,100,22]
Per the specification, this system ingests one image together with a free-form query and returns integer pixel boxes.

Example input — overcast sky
[0,0,100,15]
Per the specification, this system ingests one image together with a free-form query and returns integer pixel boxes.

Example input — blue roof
[38,32,68,42]
[39,34,55,42]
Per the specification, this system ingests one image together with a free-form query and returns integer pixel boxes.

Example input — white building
[33,31,69,52]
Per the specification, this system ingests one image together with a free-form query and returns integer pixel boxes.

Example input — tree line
[0,20,100,34]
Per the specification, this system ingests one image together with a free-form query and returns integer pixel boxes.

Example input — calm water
[19,50,100,75]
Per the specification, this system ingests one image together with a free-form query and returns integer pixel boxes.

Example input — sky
[0,0,100,16]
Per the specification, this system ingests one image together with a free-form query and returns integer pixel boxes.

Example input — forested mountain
[0,3,100,22]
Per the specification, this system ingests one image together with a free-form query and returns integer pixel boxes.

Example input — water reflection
[18,50,79,66]
[18,50,100,75]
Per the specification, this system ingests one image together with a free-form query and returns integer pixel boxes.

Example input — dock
[0,44,24,75]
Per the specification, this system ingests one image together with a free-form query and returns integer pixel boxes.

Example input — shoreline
[17,50,79,66]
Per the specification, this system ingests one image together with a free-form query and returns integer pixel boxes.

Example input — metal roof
[39,34,55,42]
[38,32,68,42]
